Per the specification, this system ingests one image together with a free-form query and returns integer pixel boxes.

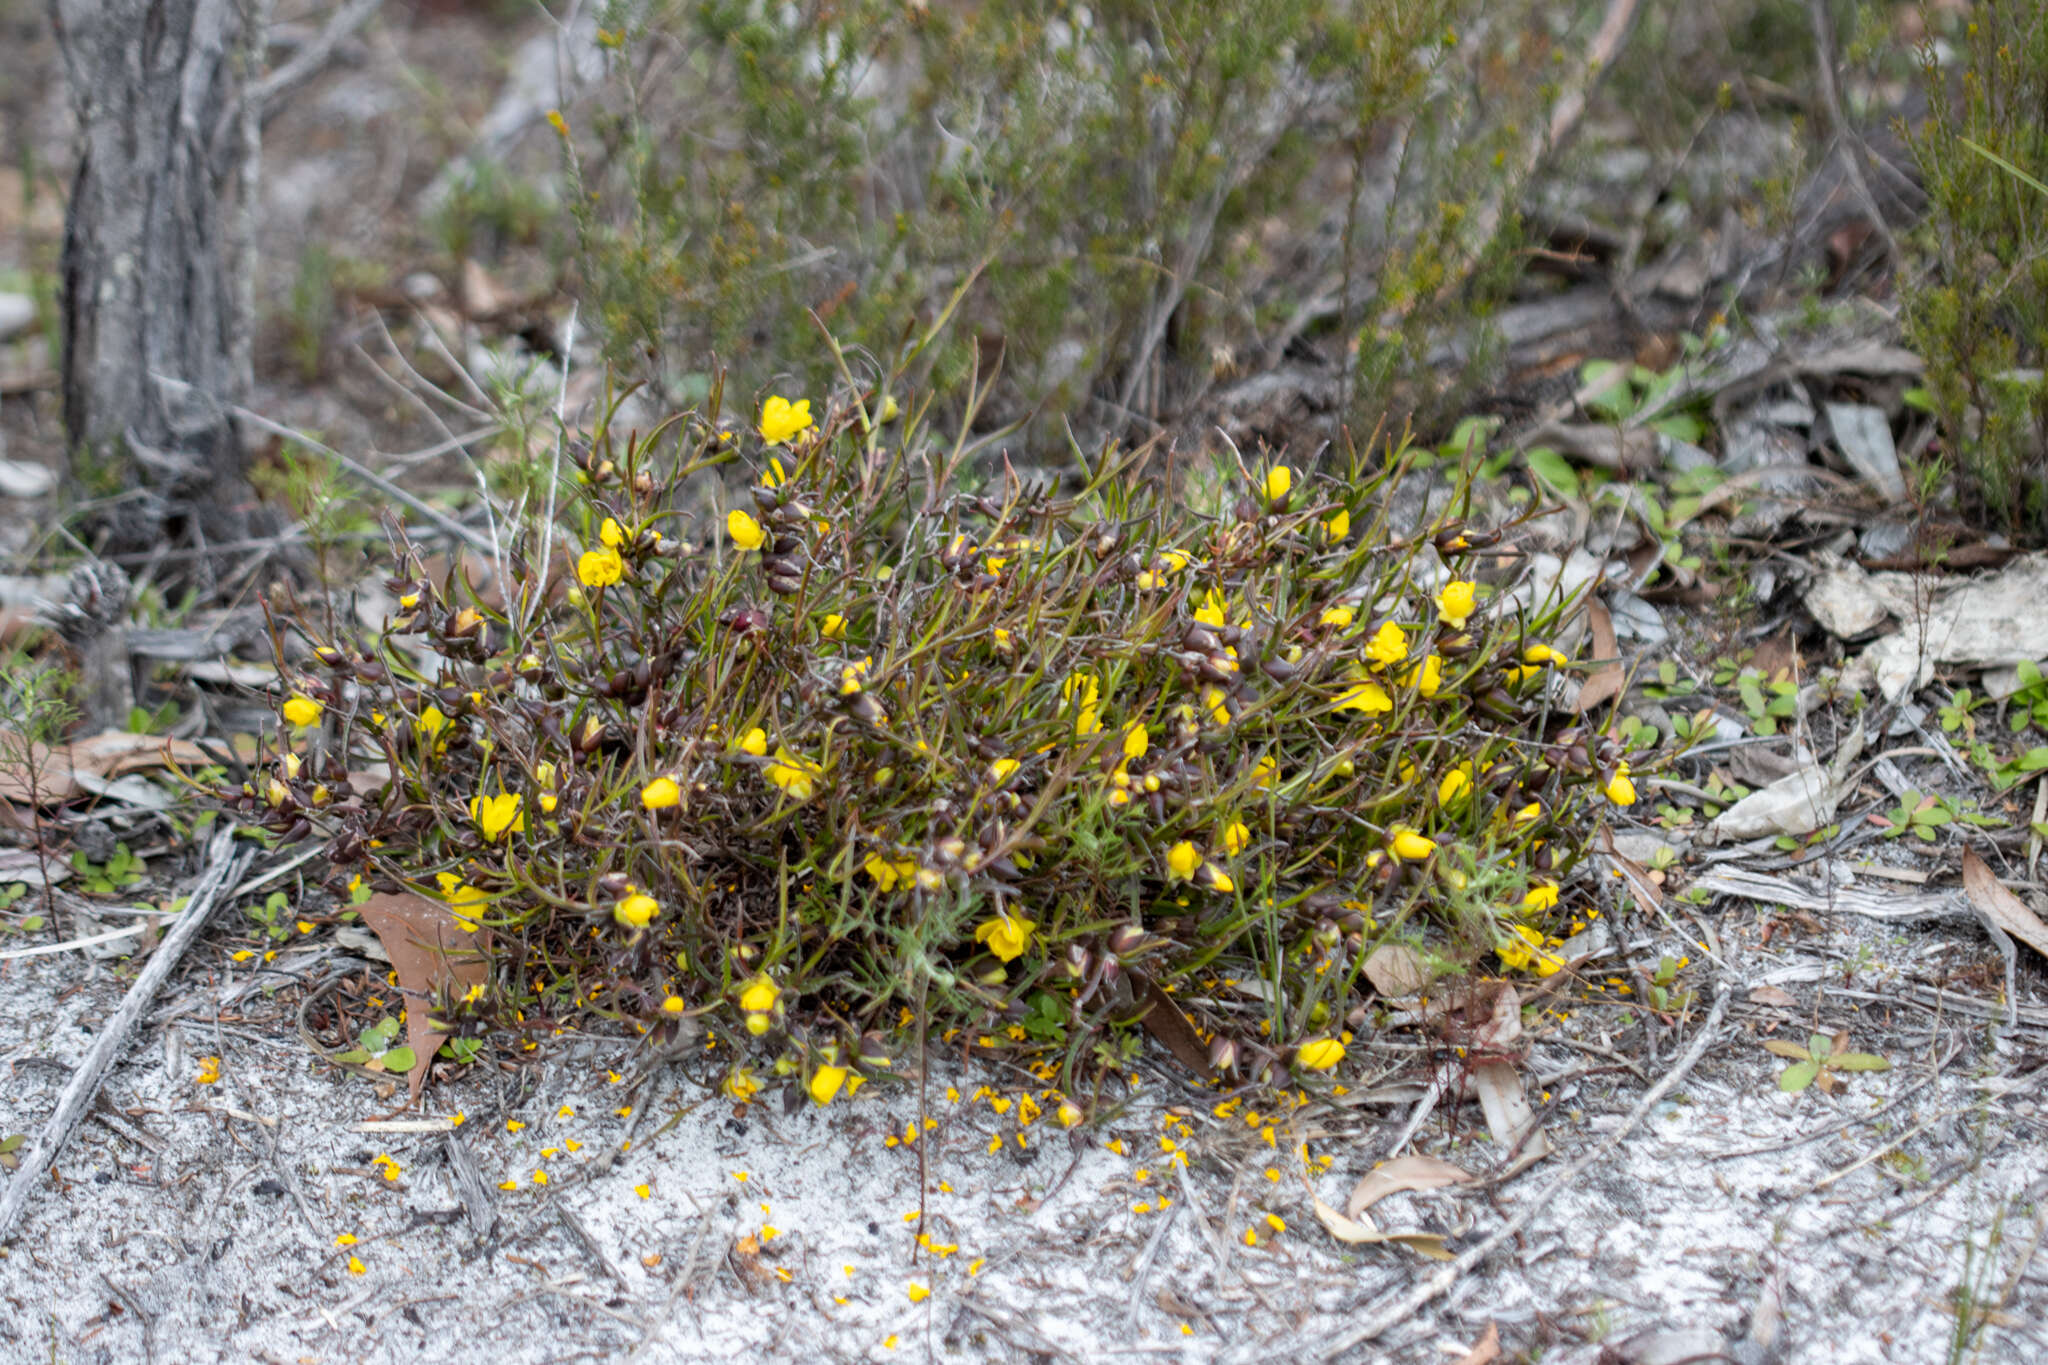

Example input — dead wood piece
[1691,866,1968,924]
[444,1131,498,1241]
[0,825,252,1242]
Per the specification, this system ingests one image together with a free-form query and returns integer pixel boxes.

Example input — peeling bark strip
[49,0,259,524]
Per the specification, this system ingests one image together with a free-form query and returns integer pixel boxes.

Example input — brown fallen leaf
[1135,976,1212,1080]
[0,729,216,805]
[1471,1059,1553,1172]
[1453,1322,1501,1365]
[1747,984,1799,1009]
[1310,1153,1475,1260]
[1961,848,2048,962]
[1362,942,1431,997]
[1346,1154,1475,1220]
[355,892,492,1104]
[1573,599,1624,714]
[1310,1197,1454,1260]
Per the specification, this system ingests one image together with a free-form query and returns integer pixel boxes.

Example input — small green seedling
[333,1016,417,1074]
[0,1134,25,1170]
[1765,1030,1890,1094]
[1879,790,2004,841]
[1643,955,1693,1014]
[2006,662,2048,735]
[246,890,295,943]
[71,844,144,895]
[436,1037,484,1065]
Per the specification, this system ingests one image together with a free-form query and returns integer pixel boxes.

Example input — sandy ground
[2,861,2043,1365]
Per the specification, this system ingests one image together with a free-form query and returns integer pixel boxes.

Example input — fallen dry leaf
[355,892,492,1104]
[1135,976,1213,1080]
[0,729,216,805]
[1573,599,1624,714]
[1747,984,1799,1009]
[1961,848,2048,963]
[1346,1154,1474,1220]
[1310,1197,1453,1260]
[1362,943,1430,997]
[1310,1154,1476,1259]
[1453,1322,1501,1365]
[1472,1058,1554,1171]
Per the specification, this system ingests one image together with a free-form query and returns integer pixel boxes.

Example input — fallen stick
[1305,984,1732,1362]
[0,826,253,1242]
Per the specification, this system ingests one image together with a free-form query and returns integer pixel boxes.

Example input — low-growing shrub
[242,362,1637,1110]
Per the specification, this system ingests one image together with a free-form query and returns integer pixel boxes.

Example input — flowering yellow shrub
[242,377,1640,1106]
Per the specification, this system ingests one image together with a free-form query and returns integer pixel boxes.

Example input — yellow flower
[347,1255,366,1276]
[1364,621,1409,669]
[739,727,769,757]
[194,1056,222,1085]
[1057,1101,1084,1128]
[1603,762,1637,806]
[1325,508,1351,540]
[1221,821,1251,857]
[470,791,525,841]
[974,912,1036,963]
[908,1283,930,1303]
[1438,766,1472,806]
[727,509,767,551]
[1389,827,1436,861]
[764,747,823,801]
[614,891,660,928]
[1334,680,1391,714]
[1522,881,1560,914]
[1166,841,1203,882]
[761,456,790,488]
[725,1068,762,1102]
[662,996,685,1014]
[1523,643,1568,666]
[1319,604,1354,628]
[577,545,624,587]
[1203,863,1235,894]
[1498,923,1566,976]
[642,776,682,810]
[1251,755,1279,789]
[600,517,626,548]
[738,977,780,1014]
[1437,580,1477,629]
[820,613,847,640]
[989,758,1021,783]
[1202,687,1233,726]
[1262,465,1293,503]
[1403,653,1444,698]
[418,705,449,745]
[435,872,488,930]
[1122,723,1149,761]
[282,695,323,728]
[759,395,815,446]
[809,1065,848,1105]
[863,853,919,891]
[1061,673,1103,737]
[1298,1038,1345,1070]
[1194,589,1230,628]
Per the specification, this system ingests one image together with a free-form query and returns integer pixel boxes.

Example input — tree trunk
[49,0,264,548]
